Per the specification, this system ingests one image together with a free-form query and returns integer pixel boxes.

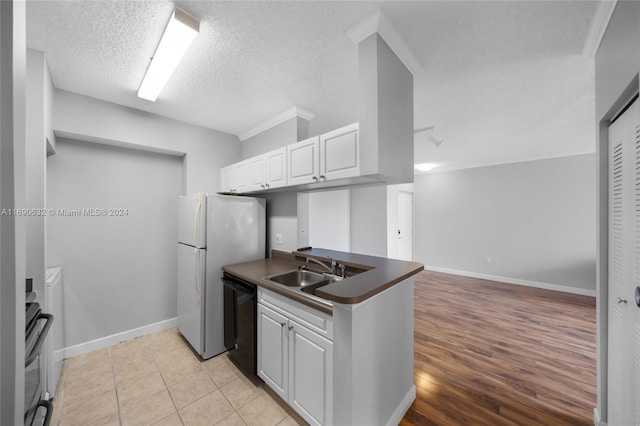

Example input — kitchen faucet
[304,256,336,275]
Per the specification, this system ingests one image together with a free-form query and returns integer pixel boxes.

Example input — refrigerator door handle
[195,248,201,305]
[194,192,203,245]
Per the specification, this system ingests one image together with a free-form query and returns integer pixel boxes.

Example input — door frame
[596,74,639,424]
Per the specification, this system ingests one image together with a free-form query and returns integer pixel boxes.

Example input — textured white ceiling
[26,0,597,171]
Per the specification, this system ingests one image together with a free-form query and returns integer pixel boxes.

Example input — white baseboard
[386,385,416,426]
[424,266,596,297]
[58,317,177,360]
[593,407,607,426]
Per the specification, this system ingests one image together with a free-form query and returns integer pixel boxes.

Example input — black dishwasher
[222,272,257,376]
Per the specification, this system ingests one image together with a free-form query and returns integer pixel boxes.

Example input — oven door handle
[35,398,53,426]
[25,313,53,367]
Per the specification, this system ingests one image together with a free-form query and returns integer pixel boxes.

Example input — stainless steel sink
[264,269,327,287]
[264,269,344,306]
[299,277,342,296]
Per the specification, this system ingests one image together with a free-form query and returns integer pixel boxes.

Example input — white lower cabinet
[257,303,289,400]
[288,319,333,425]
[257,291,333,426]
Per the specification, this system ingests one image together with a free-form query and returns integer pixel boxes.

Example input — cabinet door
[233,160,252,193]
[320,122,359,181]
[289,321,333,426]
[220,165,235,192]
[248,155,266,191]
[288,136,320,185]
[257,304,289,401]
[265,147,287,189]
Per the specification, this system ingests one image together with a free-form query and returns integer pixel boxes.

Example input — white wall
[309,189,350,252]
[263,192,298,254]
[350,186,387,257]
[53,89,241,195]
[415,153,597,293]
[241,117,309,160]
[47,138,182,347]
[48,90,242,349]
[25,49,47,299]
[1,2,27,423]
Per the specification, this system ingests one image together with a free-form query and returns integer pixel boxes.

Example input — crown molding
[238,106,315,141]
[582,0,618,58]
[346,9,423,77]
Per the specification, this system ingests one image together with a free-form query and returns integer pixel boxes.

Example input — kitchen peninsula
[223,249,424,426]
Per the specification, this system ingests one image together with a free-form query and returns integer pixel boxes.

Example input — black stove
[24,301,53,426]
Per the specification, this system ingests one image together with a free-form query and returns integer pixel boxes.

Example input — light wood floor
[401,270,596,426]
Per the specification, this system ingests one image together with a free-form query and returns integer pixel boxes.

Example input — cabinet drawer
[258,288,333,340]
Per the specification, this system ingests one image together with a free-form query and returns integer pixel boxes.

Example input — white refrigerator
[177,193,266,359]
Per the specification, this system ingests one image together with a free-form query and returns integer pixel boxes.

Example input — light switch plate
[275,234,283,245]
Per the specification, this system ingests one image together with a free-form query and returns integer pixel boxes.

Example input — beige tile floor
[50,328,306,426]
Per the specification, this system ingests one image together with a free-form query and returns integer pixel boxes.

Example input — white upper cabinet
[220,146,288,192]
[287,136,320,186]
[220,122,360,193]
[248,155,266,190]
[233,160,253,193]
[287,122,360,186]
[220,164,235,192]
[265,147,287,189]
[320,122,359,181]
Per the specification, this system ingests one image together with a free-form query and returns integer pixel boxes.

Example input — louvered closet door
[607,97,640,425]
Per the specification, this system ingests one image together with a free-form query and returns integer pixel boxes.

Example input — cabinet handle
[280,322,286,327]
[617,297,627,304]
[261,184,265,189]
[288,325,293,331]
[265,183,270,188]
[312,176,318,181]
[320,175,326,180]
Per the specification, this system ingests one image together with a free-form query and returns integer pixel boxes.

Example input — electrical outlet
[275,234,283,245]
[484,256,491,264]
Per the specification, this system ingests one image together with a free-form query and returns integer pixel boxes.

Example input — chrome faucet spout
[305,256,335,275]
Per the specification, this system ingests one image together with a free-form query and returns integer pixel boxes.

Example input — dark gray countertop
[222,249,424,312]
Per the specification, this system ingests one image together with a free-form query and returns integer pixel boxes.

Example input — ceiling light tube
[138,9,199,102]
[414,163,438,172]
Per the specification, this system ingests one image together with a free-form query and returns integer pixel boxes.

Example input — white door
[257,304,289,401]
[607,97,640,425]
[178,193,206,248]
[289,321,333,426]
[177,244,206,354]
[396,190,414,261]
[288,136,319,185]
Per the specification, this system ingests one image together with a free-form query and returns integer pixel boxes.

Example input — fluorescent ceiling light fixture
[138,9,199,102]
[414,163,438,172]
